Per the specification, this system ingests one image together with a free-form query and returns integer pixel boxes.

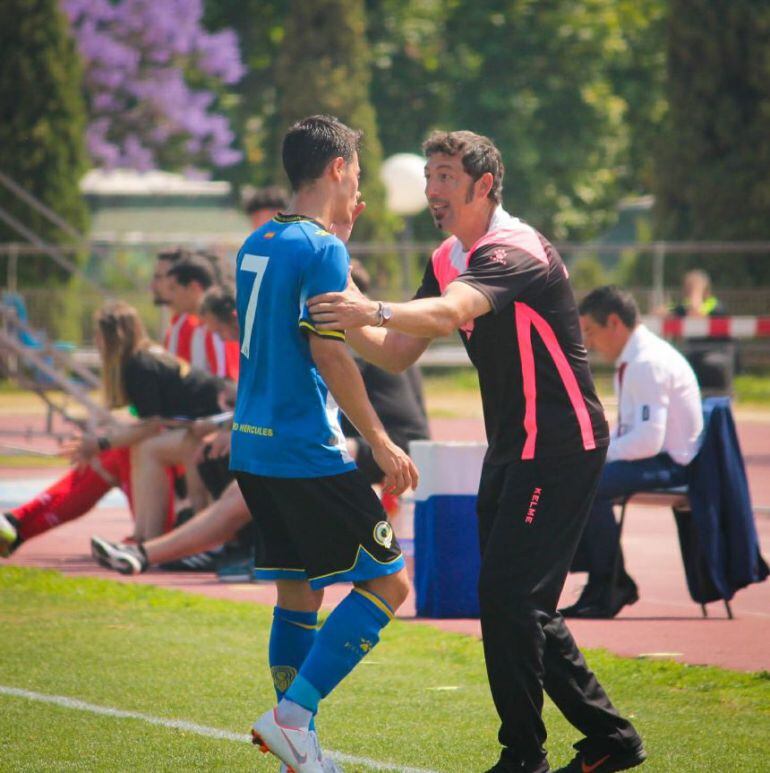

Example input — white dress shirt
[607,324,703,465]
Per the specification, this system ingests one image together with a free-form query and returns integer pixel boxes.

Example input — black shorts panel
[235,469,403,588]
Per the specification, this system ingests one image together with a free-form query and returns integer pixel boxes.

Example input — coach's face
[424,153,474,235]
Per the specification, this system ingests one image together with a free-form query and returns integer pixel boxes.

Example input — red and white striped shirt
[164,312,238,380]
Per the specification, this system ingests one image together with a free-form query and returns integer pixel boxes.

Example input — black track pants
[476,448,641,769]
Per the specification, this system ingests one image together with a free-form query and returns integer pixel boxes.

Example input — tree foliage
[653,0,770,284]
[0,0,89,284]
[202,0,286,189]
[63,0,244,171]
[274,0,397,272]
[439,0,666,242]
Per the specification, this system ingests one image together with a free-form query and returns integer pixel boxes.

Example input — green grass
[2,568,769,771]
[734,373,770,406]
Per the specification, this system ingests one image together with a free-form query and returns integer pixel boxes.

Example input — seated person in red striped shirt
[164,255,238,380]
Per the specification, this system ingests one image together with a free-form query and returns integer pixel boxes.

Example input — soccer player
[231,115,418,773]
[308,131,645,773]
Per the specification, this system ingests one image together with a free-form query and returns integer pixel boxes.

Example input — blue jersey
[230,214,356,478]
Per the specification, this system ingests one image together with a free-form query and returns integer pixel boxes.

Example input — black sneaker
[554,743,646,772]
[159,548,220,572]
[91,536,148,575]
[485,750,549,772]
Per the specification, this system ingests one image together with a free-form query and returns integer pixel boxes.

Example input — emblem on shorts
[373,521,393,549]
[271,665,298,694]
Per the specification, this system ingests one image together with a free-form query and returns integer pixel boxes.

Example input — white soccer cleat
[277,743,342,772]
[252,708,341,773]
[0,513,18,557]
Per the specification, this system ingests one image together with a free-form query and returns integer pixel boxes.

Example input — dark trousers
[571,454,688,579]
[477,448,640,769]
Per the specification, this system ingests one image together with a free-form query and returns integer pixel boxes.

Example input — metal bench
[615,487,734,619]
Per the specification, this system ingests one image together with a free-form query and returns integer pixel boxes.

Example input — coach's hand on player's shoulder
[308,281,378,331]
[372,436,419,496]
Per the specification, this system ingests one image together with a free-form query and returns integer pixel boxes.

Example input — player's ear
[328,156,345,181]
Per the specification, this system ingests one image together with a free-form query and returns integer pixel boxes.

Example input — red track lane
[4,413,770,672]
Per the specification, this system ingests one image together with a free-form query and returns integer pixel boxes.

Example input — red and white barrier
[643,316,770,339]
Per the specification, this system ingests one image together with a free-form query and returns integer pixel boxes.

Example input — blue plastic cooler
[409,441,487,618]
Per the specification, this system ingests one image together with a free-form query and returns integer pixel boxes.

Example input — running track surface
[3,413,769,673]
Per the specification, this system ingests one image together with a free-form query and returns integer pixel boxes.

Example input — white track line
[0,685,439,773]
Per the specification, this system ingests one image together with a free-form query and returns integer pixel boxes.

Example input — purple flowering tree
[63,0,244,171]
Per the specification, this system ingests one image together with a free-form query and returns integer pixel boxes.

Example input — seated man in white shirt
[561,285,703,619]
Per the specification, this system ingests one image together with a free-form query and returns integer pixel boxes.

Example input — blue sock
[269,607,318,727]
[284,588,393,714]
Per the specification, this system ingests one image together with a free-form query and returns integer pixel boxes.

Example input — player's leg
[235,472,334,771]
[2,456,116,554]
[92,479,250,574]
[274,471,406,725]
[130,429,198,540]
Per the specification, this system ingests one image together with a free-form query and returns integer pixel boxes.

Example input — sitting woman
[0,301,229,556]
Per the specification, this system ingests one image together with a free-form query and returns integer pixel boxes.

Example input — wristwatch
[375,302,393,327]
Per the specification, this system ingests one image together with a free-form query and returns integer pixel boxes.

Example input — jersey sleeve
[455,242,548,312]
[413,257,441,300]
[298,239,349,341]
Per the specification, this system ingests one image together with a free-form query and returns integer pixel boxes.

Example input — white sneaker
[0,513,18,557]
[252,709,341,773]
[90,536,147,574]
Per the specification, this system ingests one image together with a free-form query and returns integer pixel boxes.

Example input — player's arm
[308,334,419,495]
[63,419,163,465]
[343,326,430,374]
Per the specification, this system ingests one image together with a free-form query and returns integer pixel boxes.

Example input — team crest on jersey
[315,229,332,237]
[373,521,393,549]
[271,665,298,694]
[263,232,276,239]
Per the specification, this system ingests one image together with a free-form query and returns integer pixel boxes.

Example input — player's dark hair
[200,284,236,323]
[166,255,215,290]
[245,186,289,214]
[422,130,504,204]
[579,285,639,328]
[282,115,362,191]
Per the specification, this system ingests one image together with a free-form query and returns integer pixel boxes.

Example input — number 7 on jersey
[240,254,269,358]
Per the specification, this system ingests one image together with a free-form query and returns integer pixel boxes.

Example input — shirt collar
[615,323,648,367]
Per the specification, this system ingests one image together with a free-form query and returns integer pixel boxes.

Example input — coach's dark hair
[423,130,504,204]
[245,186,289,214]
[166,255,215,290]
[578,285,639,328]
[282,115,362,191]
[200,284,236,323]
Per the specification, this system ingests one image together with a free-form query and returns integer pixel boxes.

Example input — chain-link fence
[2,239,770,347]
